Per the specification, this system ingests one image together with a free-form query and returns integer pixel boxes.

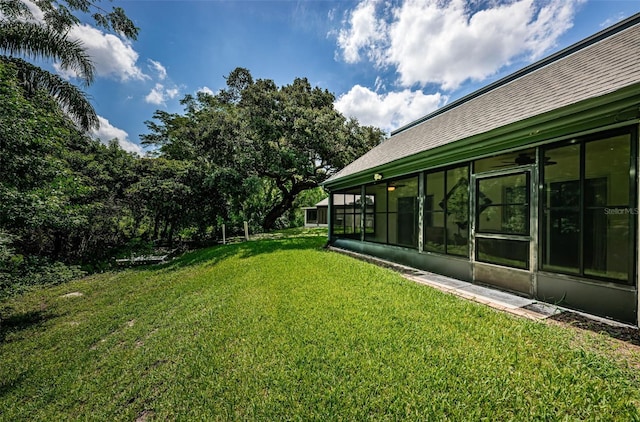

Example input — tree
[143,68,385,231]
[0,0,138,130]
[1,59,142,273]
[236,73,384,230]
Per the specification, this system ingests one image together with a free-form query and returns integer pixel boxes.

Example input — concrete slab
[415,273,469,290]
[456,284,535,309]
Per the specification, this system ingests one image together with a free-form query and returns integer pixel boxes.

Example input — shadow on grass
[0,370,29,399]
[0,309,53,343]
[132,235,328,272]
[550,312,640,346]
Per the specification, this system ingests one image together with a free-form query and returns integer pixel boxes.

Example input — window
[476,173,529,235]
[306,209,318,223]
[476,238,529,269]
[541,130,635,283]
[424,165,469,256]
[475,171,530,269]
[331,189,361,238]
[365,184,387,243]
[388,177,418,247]
[365,176,419,248]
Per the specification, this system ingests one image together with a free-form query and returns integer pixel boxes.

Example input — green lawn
[1,232,639,420]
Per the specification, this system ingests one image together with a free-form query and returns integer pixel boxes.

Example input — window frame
[539,126,637,285]
[423,164,470,257]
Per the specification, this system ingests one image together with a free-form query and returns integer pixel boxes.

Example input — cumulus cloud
[197,86,215,95]
[54,24,147,82]
[336,0,387,64]
[145,83,180,105]
[336,0,582,90]
[335,85,445,132]
[148,59,167,80]
[92,116,143,155]
[145,83,166,105]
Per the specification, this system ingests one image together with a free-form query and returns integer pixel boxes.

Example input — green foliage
[0,0,138,129]
[0,59,140,294]
[0,233,638,419]
[0,238,85,299]
[143,67,385,231]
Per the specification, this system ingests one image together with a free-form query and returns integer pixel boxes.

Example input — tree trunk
[262,195,294,231]
[262,181,317,231]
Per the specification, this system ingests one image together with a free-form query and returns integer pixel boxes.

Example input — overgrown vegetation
[1,232,638,420]
[1,14,379,296]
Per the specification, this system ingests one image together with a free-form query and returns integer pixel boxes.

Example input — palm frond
[0,21,94,85]
[0,0,32,19]
[4,56,98,131]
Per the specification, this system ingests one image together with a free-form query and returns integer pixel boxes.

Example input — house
[323,14,640,324]
[303,198,329,227]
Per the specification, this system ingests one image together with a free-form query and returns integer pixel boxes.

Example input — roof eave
[324,84,640,191]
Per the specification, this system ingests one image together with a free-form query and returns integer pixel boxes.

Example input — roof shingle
[329,15,640,183]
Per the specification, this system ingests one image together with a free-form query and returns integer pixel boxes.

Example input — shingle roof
[328,14,640,183]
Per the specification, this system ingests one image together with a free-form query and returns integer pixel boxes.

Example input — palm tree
[0,20,97,130]
[0,0,138,132]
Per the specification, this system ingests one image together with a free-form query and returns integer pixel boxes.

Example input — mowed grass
[1,234,639,420]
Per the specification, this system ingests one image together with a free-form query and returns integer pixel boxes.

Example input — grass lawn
[1,230,639,420]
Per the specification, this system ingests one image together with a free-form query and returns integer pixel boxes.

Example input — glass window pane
[585,135,630,207]
[542,143,581,273]
[365,213,387,243]
[446,211,468,256]
[543,143,580,208]
[476,238,529,269]
[331,193,344,235]
[445,165,469,256]
[584,211,630,281]
[474,148,536,173]
[426,171,445,211]
[392,203,418,248]
[366,184,387,213]
[541,209,580,274]
[387,176,418,248]
[388,177,418,212]
[307,209,318,223]
[424,210,445,253]
[364,214,374,234]
[477,173,528,234]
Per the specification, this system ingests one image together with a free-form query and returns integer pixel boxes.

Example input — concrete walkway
[329,246,635,329]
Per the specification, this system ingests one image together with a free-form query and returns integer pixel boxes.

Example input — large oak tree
[143,67,385,231]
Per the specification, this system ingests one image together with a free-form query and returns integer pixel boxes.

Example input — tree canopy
[143,67,385,230]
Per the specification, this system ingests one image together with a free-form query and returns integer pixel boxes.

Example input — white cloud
[145,83,166,105]
[599,12,626,28]
[336,0,387,64]
[145,83,180,105]
[148,59,167,80]
[166,87,179,99]
[54,24,147,82]
[336,0,582,90]
[198,86,215,95]
[92,116,143,155]
[335,84,445,132]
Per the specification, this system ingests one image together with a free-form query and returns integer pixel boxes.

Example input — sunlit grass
[1,233,638,420]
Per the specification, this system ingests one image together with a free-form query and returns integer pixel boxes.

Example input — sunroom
[324,14,640,324]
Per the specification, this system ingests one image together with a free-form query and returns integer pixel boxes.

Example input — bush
[0,253,85,300]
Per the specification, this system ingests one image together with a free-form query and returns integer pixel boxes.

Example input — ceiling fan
[500,153,556,166]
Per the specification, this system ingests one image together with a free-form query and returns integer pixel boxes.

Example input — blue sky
[30,0,640,154]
